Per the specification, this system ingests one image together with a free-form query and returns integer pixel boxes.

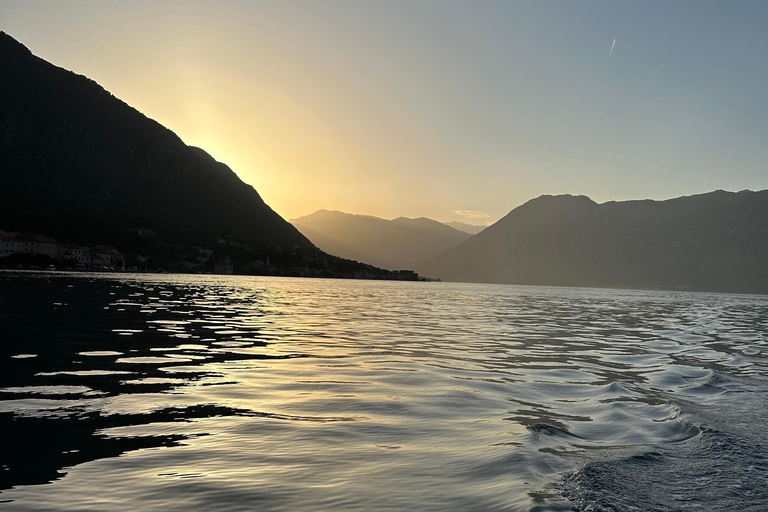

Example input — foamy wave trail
[560,375,768,512]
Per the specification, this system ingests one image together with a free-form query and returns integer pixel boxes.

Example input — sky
[2,1,768,224]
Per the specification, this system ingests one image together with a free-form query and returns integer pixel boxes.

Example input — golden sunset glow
[3,3,768,510]
[4,1,768,223]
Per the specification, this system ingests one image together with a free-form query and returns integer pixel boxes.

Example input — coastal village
[0,229,262,274]
[0,230,124,270]
[0,229,425,280]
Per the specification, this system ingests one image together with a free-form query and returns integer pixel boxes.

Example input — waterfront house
[90,246,123,268]
[57,244,91,265]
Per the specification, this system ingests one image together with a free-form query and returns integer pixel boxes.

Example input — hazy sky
[3,1,768,223]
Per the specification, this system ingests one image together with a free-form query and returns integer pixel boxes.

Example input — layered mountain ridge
[290,210,471,270]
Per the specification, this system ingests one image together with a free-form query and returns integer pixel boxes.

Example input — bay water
[1,271,766,511]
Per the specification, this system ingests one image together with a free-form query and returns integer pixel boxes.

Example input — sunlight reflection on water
[0,272,767,511]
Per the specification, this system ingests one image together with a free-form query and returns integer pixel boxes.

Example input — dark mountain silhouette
[444,221,487,235]
[0,32,414,278]
[416,191,768,294]
[291,210,471,270]
[0,32,306,253]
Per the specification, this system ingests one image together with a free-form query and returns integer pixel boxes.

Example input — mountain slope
[291,210,471,270]
[416,191,768,294]
[0,31,314,266]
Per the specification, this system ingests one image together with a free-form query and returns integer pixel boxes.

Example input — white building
[0,232,22,257]
[19,234,58,257]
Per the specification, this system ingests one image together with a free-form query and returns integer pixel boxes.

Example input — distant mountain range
[444,221,487,235]
[5,32,766,291]
[417,191,768,294]
[291,210,471,270]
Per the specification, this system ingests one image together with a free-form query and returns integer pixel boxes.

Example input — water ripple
[0,272,767,511]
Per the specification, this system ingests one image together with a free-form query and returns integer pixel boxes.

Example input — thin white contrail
[610,39,616,57]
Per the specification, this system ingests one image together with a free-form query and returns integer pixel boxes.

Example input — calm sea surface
[1,271,767,511]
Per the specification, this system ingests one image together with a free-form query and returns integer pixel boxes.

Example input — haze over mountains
[444,222,487,235]
[291,210,471,270]
[417,191,768,294]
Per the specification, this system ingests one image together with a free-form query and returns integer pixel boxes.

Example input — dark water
[1,271,767,511]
